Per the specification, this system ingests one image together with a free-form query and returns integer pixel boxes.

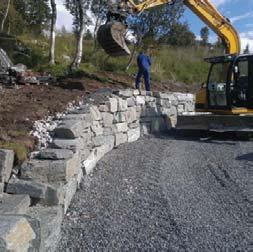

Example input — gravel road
[58,135,251,251]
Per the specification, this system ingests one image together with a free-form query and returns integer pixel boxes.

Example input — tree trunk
[71,1,85,71]
[93,17,102,52]
[1,0,11,33]
[49,0,57,65]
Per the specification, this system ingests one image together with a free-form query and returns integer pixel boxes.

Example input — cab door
[233,56,252,108]
[247,56,253,108]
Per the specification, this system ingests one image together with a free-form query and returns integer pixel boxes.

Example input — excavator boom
[97,0,241,56]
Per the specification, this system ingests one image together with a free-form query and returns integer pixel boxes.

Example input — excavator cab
[201,54,253,112]
[177,54,253,133]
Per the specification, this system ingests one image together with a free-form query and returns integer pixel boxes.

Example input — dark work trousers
[135,68,151,91]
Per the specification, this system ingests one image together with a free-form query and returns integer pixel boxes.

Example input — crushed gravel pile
[58,135,251,251]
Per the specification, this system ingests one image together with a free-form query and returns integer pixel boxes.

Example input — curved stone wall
[0,89,195,251]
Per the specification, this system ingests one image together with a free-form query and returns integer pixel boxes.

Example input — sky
[56,0,253,52]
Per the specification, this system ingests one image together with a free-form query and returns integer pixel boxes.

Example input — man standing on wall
[135,51,152,91]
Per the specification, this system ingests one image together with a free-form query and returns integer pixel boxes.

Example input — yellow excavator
[97,0,253,133]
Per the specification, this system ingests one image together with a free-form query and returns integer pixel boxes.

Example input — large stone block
[0,215,35,252]
[117,98,128,111]
[7,178,45,200]
[115,133,127,146]
[92,135,115,147]
[0,183,3,202]
[99,104,109,112]
[91,121,103,136]
[115,89,133,97]
[127,97,136,107]
[113,112,126,123]
[126,107,137,123]
[153,91,173,99]
[54,120,88,139]
[0,149,14,183]
[21,152,81,183]
[83,144,113,174]
[62,113,92,122]
[38,149,73,160]
[62,176,78,213]
[7,178,63,206]
[82,151,97,175]
[157,98,172,107]
[177,104,185,114]
[90,105,102,121]
[28,206,63,252]
[133,89,140,96]
[114,123,128,133]
[50,139,80,153]
[102,112,114,127]
[128,121,139,129]
[0,194,30,215]
[106,98,118,113]
[136,96,145,106]
[127,127,141,142]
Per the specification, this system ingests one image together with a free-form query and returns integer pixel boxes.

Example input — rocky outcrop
[0,89,195,251]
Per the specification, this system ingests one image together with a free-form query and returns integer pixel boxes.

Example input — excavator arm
[98,0,241,55]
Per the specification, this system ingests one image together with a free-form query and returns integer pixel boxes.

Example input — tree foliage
[159,22,195,46]
[200,26,209,46]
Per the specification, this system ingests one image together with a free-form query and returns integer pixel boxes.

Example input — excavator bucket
[97,22,131,57]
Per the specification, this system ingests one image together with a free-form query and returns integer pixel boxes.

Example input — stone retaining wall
[0,89,195,251]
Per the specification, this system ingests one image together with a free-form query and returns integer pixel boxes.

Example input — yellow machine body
[98,1,253,132]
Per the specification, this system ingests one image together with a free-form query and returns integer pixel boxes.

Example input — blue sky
[56,0,253,52]
[182,0,253,51]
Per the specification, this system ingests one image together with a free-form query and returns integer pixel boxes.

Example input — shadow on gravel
[236,153,253,161]
[153,129,238,146]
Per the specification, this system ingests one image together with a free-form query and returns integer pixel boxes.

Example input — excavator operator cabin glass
[234,59,249,106]
[208,62,230,107]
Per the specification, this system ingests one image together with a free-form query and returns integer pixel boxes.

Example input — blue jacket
[137,53,151,71]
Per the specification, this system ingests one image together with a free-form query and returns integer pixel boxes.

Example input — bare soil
[0,71,197,158]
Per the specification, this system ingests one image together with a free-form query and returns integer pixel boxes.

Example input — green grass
[0,141,27,164]
[5,33,223,85]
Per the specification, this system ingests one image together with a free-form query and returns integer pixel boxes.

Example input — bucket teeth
[97,22,131,57]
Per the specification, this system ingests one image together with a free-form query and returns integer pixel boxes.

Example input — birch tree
[90,0,109,50]
[65,0,91,71]
[49,0,57,64]
[1,0,11,32]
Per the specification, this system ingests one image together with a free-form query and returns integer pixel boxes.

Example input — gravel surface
[58,135,251,251]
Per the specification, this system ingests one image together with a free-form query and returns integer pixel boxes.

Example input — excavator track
[97,22,131,57]
[176,113,253,138]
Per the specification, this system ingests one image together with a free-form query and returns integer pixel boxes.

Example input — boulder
[90,105,102,121]
[28,206,63,252]
[38,149,73,160]
[0,216,35,252]
[127,127,141,142]
[102,112,114,127]
[115,133,127,146]
[0,194,30,215]
[21,153,81,183]
[6,178,63,206]
[54,120,88,139]
[0,149,14,183]
[106,98,118,113]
